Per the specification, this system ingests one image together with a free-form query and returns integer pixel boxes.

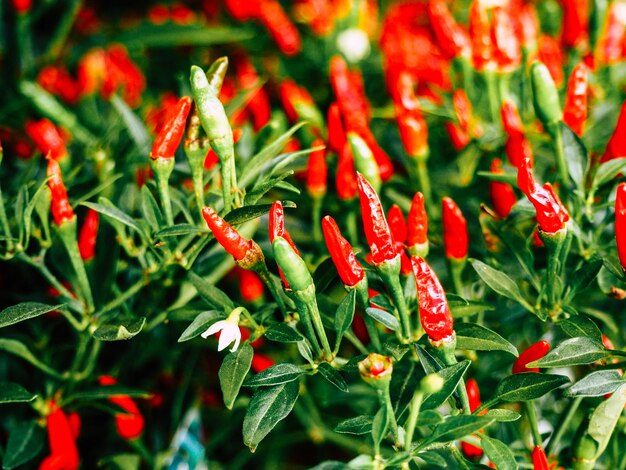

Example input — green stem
[255,264,289,318]
[16,14,34,73]
[342,330,369,355]
[546,396,582,455]
[525,400,542,447]
[308,300,333,360]
[552,124,570,188]
[345,205,359,247]
[485,70,500,123]
[416,158,433,211]
[153,159,175,226]
[383,260,413,343]
[42,0,81,62]
[441,347,471,415]
[0,186,14,253]
[57,220,94,313]
[355,284,382,352]
[94,275,149,317]
[192,164,206,223]
[450,445,472,470]
[380,387,400,447]
[221,157,234,213]
[293,297,322,357]
[129,438,154,468]
[312,196,323,245]
[404,390,424,450]
[450,258,466,297]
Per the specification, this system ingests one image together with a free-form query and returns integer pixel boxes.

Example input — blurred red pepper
[150,96,192,160]
[293,0,334,36]
[78,209,99,262]
[306,140,327,198]
[489,158,517,218]
[47,157,75,226]
[258,0,302,56]
[202,207,255,261]
[322,216,365,287]
[427,0,471,60]
[519,4,539,53]
[563,62,589,136]
[224,0,259,20]
[602,101,626,162]
[99,376,145,440]
[442,197,468,260]
[37,66,80,105]
[170,3,196,24]
[25,119,68,162]
[101,45,146,108]
[461,378,484,459]
[251,353,275,372]
[615,183,626,270]
[501,100,533,167]
[235,267,265,303]
[336,142,358,200]
[12,0,31,13]
[234,55,271,131]
[278,80,316,124]
[445,122,470,151]
[538,35,564,87]
[512,340,551,374]
[356,173,397,265]
[411,256,454,342]
[148,4,170,24]
[469,0,495,71]
[387,205,412,275]
[39,401,80,470]
[407,192,428,254]
[561,0,588,49]
[532,445,550,470]
[491,7,521,72]
[598,4,626,65]
[517,158,569,234]
[327,102,346,153]
[77,49,107,97]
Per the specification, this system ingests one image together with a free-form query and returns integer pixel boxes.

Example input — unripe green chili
[271,236,312,292]
[530,61,562,129]
[206,57,229,95]
[348,132,381,193]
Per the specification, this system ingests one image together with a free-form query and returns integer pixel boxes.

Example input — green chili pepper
[530,61,562,129]
[271,236,312,292]
[348,132,382,194]
[206,56,229,96]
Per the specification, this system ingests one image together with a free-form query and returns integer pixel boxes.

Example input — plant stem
[95,275,149,317]
[379,387,400,447]
[293,297,322,357]
[546,396,582,455]
[255,264,289,318]
[485,70,500,123]
[355,286,382,352]
[404,390,424,450]
[312,196,323,245]
[0,186,14,253]
[552,124,570,188]
[383,262,412,343]
[155,166,174,226]
[57,220,94,313]
[416,158,433,211]
[525,400,543,446]
[308,300,333,360]
[43,0,81,61]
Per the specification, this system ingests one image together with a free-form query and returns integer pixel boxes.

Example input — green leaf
[371,406,388,449]
[588,383,626,459]
[0,339,61,378]
[557,316,602,343]
[365,307,399,331]
[562,122,588,189]
[481,435,518,470]
[115,23,252,47]
[334,290,356,350]
[92,318,146,341]
[244,363,304,387]
[0,382,37,404]
[245,171,295,205]
[110,95,150,154]
[565,370,626,397]
[415,410,444,426]
[334,416,373,435]
[188,271,234,310]
[98,454,141,470]
[156,224,210,238]
[243,380,300,452]
[224,201,296,226]
[424,415,493,446]
[494,373,569,402]
[455,323,518,356]
[415,451,448,467]
[565,258,603,300]
[483,409,521,422]
[140,186,163,232]
[2,420,45,469]
[23,180,50,246]
[177,310,223,342]
[422,360,471,411]
[593,157,626,188]
[83,199,147,239]
[470,259,527,305]
[219,344,253,409]
[449,300,495,318]
[317,362,348,392]
[265,323,304,343]
[527,337,608,368]
[0,302,62,328]
[69,385,151,401]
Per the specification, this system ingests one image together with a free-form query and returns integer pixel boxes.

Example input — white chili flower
[201,308,242,352]
[336,28,370,63]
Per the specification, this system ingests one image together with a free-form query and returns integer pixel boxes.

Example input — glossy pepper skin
[47,157,75,226]
[336,142,358,200]
[532,445,550,470]
[469,0,495,71]
[40,402,80,470]
[150,96,192,159]
[306,140,327,198]
[387,205,412,275]
[407,192,428,254]
[602,101,626,162]
[327,102,346,153]
[25,119,68,162]
[563,62,589,137]
[269,201,299,288]
[530,61,562,129]
[258,0,302,56]
[356,173,397,265]
[489,158,517,218]
[411,256,454,342]
[78,209,99,261]
[461,378,484,459]
[517,158,570,234]
[272,236,311,292]
[99,376,145,440]
[501,100,533,168]
[442,197,468,260]
[202,207,254,261]
[512,340,551,374]
[322,216,365,287]
[615,183,626,270]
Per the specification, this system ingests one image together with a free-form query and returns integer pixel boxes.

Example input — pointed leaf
[265,323,304,343]
[494,373,569,402]
[177,310,223,342]
[527,337,608,368]
[422,360,471,411]
[2,420,45,469]
[244,363,304,387]
[481,435,518,470]
[562,122,588,189]
[224,201,296,226]
[188,271,234,310]
[365,307,399,331]
[593,157,626,188]
[455,323,518,356]
[371,406,388,449]
[0,382,37,404]
[588,383,626,458]
[92,318,146,341]
[334,289,356,349]
[483,409,521,422]
[335,416,373,435]
[424,415,493,446]
[565,370,626,397]
[0,302,63,328]
[471,259,526,304]
[0,339,61,378]
[219,344,254,409]
[557,316,602,343]
[317,362,348,392]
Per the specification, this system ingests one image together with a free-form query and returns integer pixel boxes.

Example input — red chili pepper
[561,0,588,48]
[25,119,68,162]
[99,376,145,440]
[77,48,107,97]
[12,0,32,13]
[170,3,196,24]
[356,173,397,265]
[37,66,80,105]
[258,0,302,56]
[40,402,80,470]
[427,0,471,59]
[47,156,75,226]
[67,412,81,439]
[563,62,588,137]
[150,96,192,159]
[306,139,327,198]
[489,159,517,218]
[202,206,254,261]
[224,0,260,20]
[407,192,428,248]
[411,255,454,341]
[442,197,468,260]
[235,267,265,303]
[101,45,146,108]
[491,7,521,72]
[397,110,428,159]
[147,4,170,24]
[453,89,471,132]
[461,378,484,459]
[390,71,420,112]
[532,445,550,470]
[327,102,346,153]
[519,4,539,52]
[602,101,626,162]
[78,209,99,262]
[599,4,626,65]
[517,158,570,234]
[322,215,365,287]
[234,55,271,131]
[512,340,551,374]
[269,201,300,288]
[387,205,407,244]
[278,80,315,124]
[538,35,564,87]
[469,0,495,71]
[501,100,533,168]
[445,122,470,151]
[615,183,626,270]
[336,142,358,200]
[251,353,275,373]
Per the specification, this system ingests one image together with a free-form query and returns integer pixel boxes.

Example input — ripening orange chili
[25,119,68,162]
[563,62,588,136]
[99,376,145,440]
[40,402,80,470]
[538,35,564,87]
[512,340,551,374]
[47,157,75,226]
[615,183,626,270]
[322,215,365,287]
[150,96,192,159]
[427,0,471,59]
[327,102,346,153]
[78,209,99,261]
[442,197,468,260]
[397,111,428,159]
[489,158,517,218]
[306,140,327,198]
[336,142,358,200]
[202,207,254,261]
[532,445,550,470]
[407,192,428,248]
[602,101,626,162]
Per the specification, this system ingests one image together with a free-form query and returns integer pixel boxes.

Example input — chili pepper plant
[2,0,626,469]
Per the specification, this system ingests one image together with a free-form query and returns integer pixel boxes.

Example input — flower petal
[201,320,226,339]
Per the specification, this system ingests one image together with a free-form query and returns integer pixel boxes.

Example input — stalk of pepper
[501,100,533,168]
[99,376,145,440]
[615,183,626,271]
[78,209,99,262]
[489,158,517,218]
[40,401,80,470]
[25,119,69,162]
[336,142,358,201]
[602,101,626,162]
[235,267,265,304]
[563,62,589,137]
[442,196,468,296]
[407,192,429,257]
[469,0,498,120]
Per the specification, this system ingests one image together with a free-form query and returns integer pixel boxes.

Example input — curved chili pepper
[12,0,32,13]
[491,7,521,72]
[489,158,517,218]
[469,0,494,71]
[407,192,428,248]
[336,142,357,200]
[306,140,327,198]
[269,201,299,254]
[517,158,569,234]
[387,205,407,244]
[40,401,80,470]
[278,80,315,124]
[602,101,626,162]
[150,96,192,160]
[563,62,588,137]
[397,110,428,160]
[442,197,468,260]
[47,156,75,226]
[356,173,397,265]
[327,102,346,153]
[445,122,470,151]
[25,119,68,162]
[258,0,302,56]
[78,209,99,262]
[202,206,254,261]
[561,0,588,48]
[101,45,146,108]
[411,256,454,341]
[532,445,550,470]
[99,376,145,440]
[322,215,365,287]
[512,340,551,373]
[615,183,626,270]
[461,378,484,459]
[427,0,471,59]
